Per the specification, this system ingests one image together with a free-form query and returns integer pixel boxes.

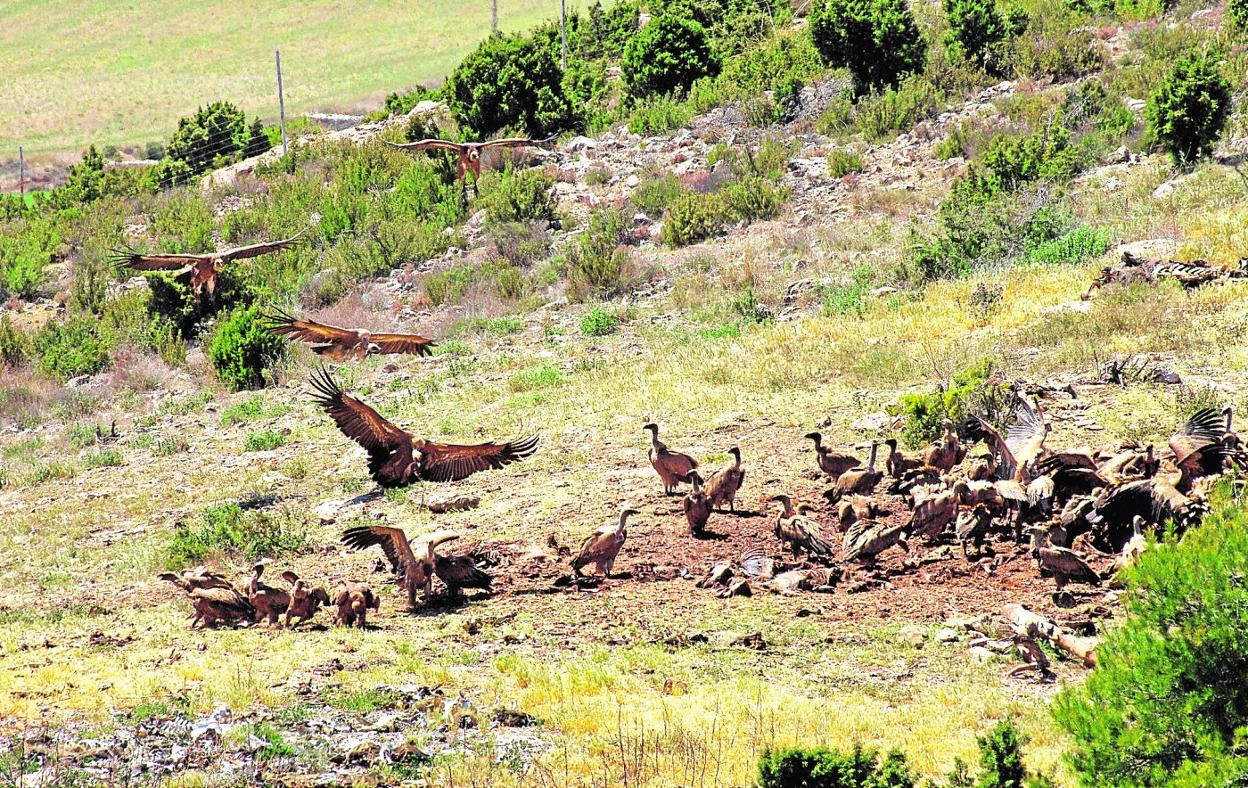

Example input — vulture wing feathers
[417,436,540,482]
[386,139,463,153]
[1005,399,1048,468]
[266,310,358,345]
[1170,407,1227,475]
[216,230,305,261]
[310,367,416,486]
[478,136,557,150]
[108,249,202,271]
[341,524,418,575]
[369,332,436,357]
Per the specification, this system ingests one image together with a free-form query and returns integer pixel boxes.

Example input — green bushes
[809,0,925,94]
[631,173,684,216]
[663,174,789,248]
[826,148,865,177]
[895,356,1008,447]
[854,76,942,142]
[580,306,620,336]
[622,14,720,99]
[0,219,58,300]
[626,95,696,135]
[445,31,576,138]
[244,430,287,452]
[207,305,285,391]
[0,315,30,368]
[757,745,914,788]
[33,315,111,381]
[1145,49,1230,166]
[479,168,557,225]
[944,0,1010,74]
[1024,225,1110,266]
[164,503,310,570]
[160,101,270,184]
[821,265,875,315]
[566,206,632,297]
[1228,0,1248,34]
[664,192,723,247]
[1053,486,1248,784]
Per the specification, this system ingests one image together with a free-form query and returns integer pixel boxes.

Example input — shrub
[855,75,942,142]
[631,172,685,216]
[33,315,111,381]
[821,264,875,315]
[757,745,915,788]
[975,720,1029,788]
[944,0,1009,74]
[0,220,58,300]
[1010,11,1101,79]
[164,101,270,179]
[718,175,789,222]
[566,207,631,298]
[1025,225,1110,266]
[83,448,123,469]
[424,265,477,306]
[244,430,287,452]
[1146,49,1230,167]
[580,306,619,336]
[207,305,285,391]
[479,168,557,225]
[809,0,925,94]
[445,31,576,138]
[626,95,696,135]
[895,356,1008,447]
[1053,486,1248,784]
[980,126,1079,189]
[164,503,309,569]
[0,315,30,369]
[664,192,723,247]
[1229,0,1248,33]
[826,148,865,177]
[622,14,721,99]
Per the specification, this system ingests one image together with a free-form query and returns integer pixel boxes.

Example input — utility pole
[275,50,288,156]
[492,0,498,32]
[561,0,567,68]
[18,146,24,198]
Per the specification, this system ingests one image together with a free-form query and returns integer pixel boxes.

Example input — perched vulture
[1029,527,1100,592]
[333,581,380,628]
[572,508,638,577]
[824,442,882,502]
[158,569,254,629]
[427,534,494,596]
[110,231,304,296]
[386,136,555,195]
[644,423,698,495]
[265,309,435,360]
[683,471,712,536]
[883,438,923,478]
[921,420,965,472]
[703,447,745,512]
[1169,407,1227,490]
[341,524,459,608]
[247,560,290,626]
[281,571,332,628]
[955,504,993,559]
[769,495,834,557]
[805,432,861,478]
[908,480,968,541]
[842,519,909,564]
[311,367,538,487]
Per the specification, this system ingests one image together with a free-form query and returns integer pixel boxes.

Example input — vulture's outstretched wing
[108,249,202,271]
[386,139,463,153]
[418,435,540,482]
[216,230,305,261]
[342,524,418,574]
[1170,407,1226,475]
[266,309,358,346]
[369,332,436,357]
[1005,399,1048,466]
[310,367,414,485]
[975,417,1018,480]
[479,136,557,151]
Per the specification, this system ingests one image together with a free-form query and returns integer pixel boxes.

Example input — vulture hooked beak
[803,432,822,447]
[642,422,658,433]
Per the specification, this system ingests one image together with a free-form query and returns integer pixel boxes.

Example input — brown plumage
[826,442,882,502]
[428,534,494,596]
[883,438,923,478]
[110,231,304,297]
[386,136,555,196]
[644,423,698,495]
[311,367,538,487]
[158,569,254,628]
[703,447,745,512]
[955,503,993,558]
[247,560,290,626]
[265,309,435,360]
[908,480,968,541]
[921,420,964,472]
[572,508,637,577]
[341,524,442,608]
[770,495,834,557]
[1169,407,1227,490]
[1096,444,1158,482]
[280,571,332,628]
[842,519,909,564]
[805,432,861,478]
[976,399,1050,482]
[683,471,712,536]
[333,581,380,628]
[1029,527,1099,591]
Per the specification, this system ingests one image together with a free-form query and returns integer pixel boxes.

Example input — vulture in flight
[110,231,305,297]
[386,136,556,195]
[265,309,435,360]
[310,367,539,487]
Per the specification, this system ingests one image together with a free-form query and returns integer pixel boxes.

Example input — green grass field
[0,0,587,157]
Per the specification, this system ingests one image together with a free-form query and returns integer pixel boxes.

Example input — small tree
[1228,0,1248,34]
[757,745,915,788]
[1145,49,1230,167]
[944,0,1009,74]
[809,0,925,94]
[165,101,271,177]
[207,305,285,391]
[622,14,720,99]
[1053,486,1248,784]
[445,31,576,138]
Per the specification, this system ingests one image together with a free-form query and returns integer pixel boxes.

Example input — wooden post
[561,0,567,68]
[492,0,498,32]
[18,146,24,197]
[275,50,288,156]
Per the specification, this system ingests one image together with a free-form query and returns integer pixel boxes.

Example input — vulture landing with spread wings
[386,137,555,195]
[266,309,435,361]
[110,231,305,296]
[310,367,538,488]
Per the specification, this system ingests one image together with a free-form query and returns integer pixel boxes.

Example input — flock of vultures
[112,192,1248,630]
